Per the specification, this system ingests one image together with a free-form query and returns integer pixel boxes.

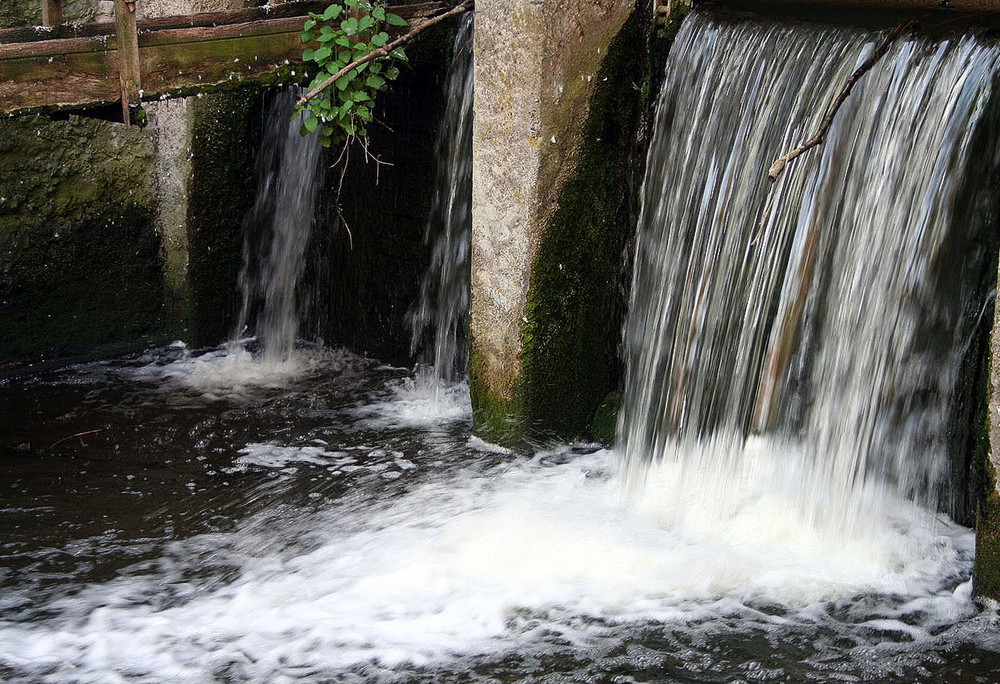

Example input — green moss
[470,341,526,447]
[0,114,165,365]
[186,88,268,347]
[518,9,650,443]
[591,390,623,444]
[975,459,1000,601]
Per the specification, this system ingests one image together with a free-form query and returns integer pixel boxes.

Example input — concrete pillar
[975,273,1000,600]
[470,0,639,446]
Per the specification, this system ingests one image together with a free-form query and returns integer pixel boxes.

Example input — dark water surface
[0,345,998,682]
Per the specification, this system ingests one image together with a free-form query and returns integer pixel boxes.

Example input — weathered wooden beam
[0,2,448,117]
[41,0,63,27]
[114,0,142,123]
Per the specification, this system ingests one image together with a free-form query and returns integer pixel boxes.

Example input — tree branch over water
[767,19,916,183]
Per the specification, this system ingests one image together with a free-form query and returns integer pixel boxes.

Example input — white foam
[128,343,358,401]
[0,449,987,681]
[350,369,471,428]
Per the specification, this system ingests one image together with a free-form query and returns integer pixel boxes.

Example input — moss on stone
[975,459,1000,601]
[591,390,623,444]
[0,113,165,366]
[518,9,649,443]
[186,88,268,347]
[470,340,526,447]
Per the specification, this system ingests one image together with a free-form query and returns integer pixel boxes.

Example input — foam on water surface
[0,445,994,682]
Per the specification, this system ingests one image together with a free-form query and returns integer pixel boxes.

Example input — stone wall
[0,0,260,367]
[469,0,654,446]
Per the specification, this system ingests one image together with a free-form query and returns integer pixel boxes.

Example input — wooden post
[41,0,62,27]
[113,0,141,124]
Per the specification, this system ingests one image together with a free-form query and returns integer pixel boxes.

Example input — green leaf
[352,90,370,102]
[359,127,368,136]
[372,6,385,20]
[339,100,353,118]
[335,74,352,90]
[301,29,315,42]
[385,12,407,26]
[304,19,317,30]
[391,47,408,63]
[369,62,383,74]
[321,136,332,148]
[302,47,315,61]
[303,115,319,133]
[345,0,359,7]
[335,35,351,47]
[321,3,343,20]
[342,16,358,34]
[343,120,356,135]
[385,65,399,80]
[338,49,351,63]
[358,15,374,31]
[357,106,372,122]
[371,31,388,47]
[365,74,385,89]
[313,46,333,62]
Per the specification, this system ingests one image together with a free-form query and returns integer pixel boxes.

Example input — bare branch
[768,19,915,183]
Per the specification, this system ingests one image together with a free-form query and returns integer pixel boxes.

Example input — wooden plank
[0,2,444,43]
[0,1,451,116]
[41,0,63,27]
[114,0,141,122]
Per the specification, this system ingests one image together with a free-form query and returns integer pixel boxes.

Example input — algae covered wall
[470,0,657,446]
[0,114,164,367]
[185,88,268,348]
[976,255,1000,600]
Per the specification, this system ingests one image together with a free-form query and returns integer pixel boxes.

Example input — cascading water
[4,11,1000,683]
[233,90,323,365]
[408,14,474,387]
[621,12,1000,551]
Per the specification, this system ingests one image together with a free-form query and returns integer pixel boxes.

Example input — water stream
[1,9,1000,683]
[407,14,474,402]
[233,90,323,365]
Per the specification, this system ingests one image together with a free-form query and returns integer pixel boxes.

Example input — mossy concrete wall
[0,114,163,367]
[470,0,650,446]
[975,272,1000,601]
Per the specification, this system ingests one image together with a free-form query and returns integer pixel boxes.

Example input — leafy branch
[296,0,474,148]
[295,0,410,148]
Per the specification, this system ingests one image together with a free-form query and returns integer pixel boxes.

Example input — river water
[3,7,1000,683]
[0,347,998,681]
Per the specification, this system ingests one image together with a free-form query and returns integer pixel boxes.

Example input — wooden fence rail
[0,1,447,120]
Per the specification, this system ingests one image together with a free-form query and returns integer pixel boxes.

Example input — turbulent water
[233,90,323,364]
[2,10,1000,684]
[408,14,474,389]
[622,12,1000,545]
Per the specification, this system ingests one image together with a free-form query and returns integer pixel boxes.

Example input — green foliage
[296,0,409,148]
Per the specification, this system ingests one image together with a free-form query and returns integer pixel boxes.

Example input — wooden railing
[0,1,447,121]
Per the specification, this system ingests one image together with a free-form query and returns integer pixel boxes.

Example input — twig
[49,428,104,449]
[297,0,474,107]
[767,19,915,183]
[335,141,354,248]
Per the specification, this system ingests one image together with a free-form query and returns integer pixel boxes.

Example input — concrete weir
[470,0,644,446]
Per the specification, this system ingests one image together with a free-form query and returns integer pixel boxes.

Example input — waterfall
[233,90,323,364]
[621,12,1000,542]
[408,14,474,386]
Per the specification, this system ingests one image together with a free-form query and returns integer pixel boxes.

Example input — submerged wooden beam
[0,1,448,116]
